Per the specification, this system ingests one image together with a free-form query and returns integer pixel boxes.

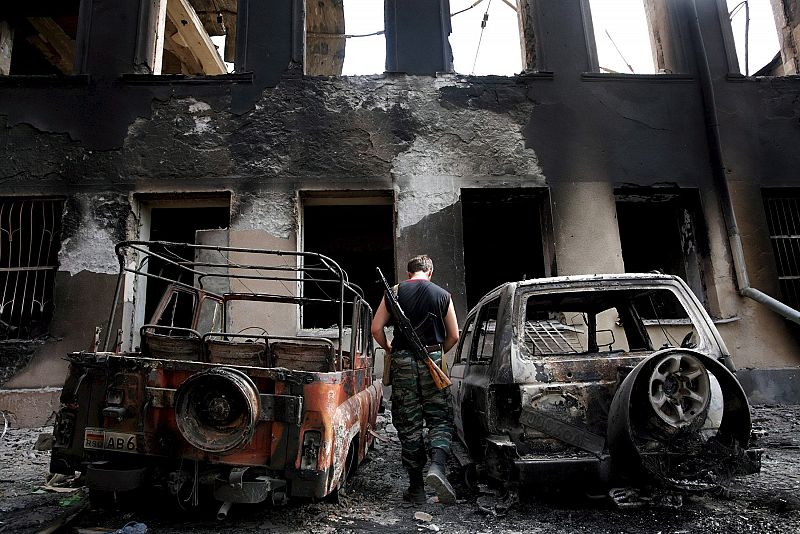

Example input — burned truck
[49,241,382,515]
[449,274,761,499]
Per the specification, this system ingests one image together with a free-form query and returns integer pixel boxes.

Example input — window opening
[144,206,230,325]
[0,198,63,341]
[461,188,548,311]
[470,297,499,363]
[302,198,394,329]
[156,0,236,75]
[588,0,656,74]
[726,0,781,76]
[449,0,523,75]
[522,287,699,357]
[762,189,800,311]
[1,1,81,76]
[305,0,385,76]
[615,189,709,313]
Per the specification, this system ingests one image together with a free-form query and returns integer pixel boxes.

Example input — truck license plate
[84,429,138,453]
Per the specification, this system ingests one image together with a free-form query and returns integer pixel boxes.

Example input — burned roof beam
[26,17,75,75]
[165,0,226,75]
[0,20,12,75]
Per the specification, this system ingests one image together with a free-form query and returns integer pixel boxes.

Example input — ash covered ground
[1,406,798,534]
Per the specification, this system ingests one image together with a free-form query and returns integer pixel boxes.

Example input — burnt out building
[0,0,799,425]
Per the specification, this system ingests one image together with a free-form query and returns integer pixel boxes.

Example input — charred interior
[0,1,81,76]
[302,199,394,329]
[461,188,548,310]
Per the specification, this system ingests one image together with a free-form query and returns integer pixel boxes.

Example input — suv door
[449,314,476,445]
[452,296,501,456]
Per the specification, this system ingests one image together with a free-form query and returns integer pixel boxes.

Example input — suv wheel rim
[647,352,711,428]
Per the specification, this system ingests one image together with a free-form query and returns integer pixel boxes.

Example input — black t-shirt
[390,279,451,351]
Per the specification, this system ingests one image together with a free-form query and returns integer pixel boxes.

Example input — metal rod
[103,270,125,351]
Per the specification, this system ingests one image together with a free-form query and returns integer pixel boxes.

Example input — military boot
[425,448,456,504]
[403,469,426,503]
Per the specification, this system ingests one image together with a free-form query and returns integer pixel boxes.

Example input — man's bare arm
[371,297,392,353]
[442,300,459,353]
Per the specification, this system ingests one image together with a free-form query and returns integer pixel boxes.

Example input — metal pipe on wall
[689,0,800,326]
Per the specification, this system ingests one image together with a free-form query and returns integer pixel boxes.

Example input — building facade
[1,0,799,425]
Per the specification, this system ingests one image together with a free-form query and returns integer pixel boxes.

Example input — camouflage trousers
[390,349,453,472]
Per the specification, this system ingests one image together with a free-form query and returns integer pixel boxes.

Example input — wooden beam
[0,20,13,76]
[26,17,75,74]
[151,0,169,74]
[305,0,345,75]
[163,17,204,74]
[166,0,226,75]
[222,11,236,64]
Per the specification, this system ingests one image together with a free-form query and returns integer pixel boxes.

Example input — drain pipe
[688,0,800,325]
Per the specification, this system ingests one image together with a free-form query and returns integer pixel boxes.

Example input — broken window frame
[122,194,231,352]
[720,0,787,77]
[0,197,64,341]
[583,0,662,75]
[614,188,711,315]
[134,0,239,76]
[447,0,525,76]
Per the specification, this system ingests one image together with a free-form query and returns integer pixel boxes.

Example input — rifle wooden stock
[423,356,452,389]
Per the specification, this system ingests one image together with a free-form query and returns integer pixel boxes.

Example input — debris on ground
[0,406,798,533]
[34,433,54,451]
[113,521,148,534]
[414,511,433,522]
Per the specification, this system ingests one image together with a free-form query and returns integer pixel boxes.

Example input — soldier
[371,255,460,504]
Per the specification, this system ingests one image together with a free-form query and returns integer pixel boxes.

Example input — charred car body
[449,274,760,496]
[50,241,382,515]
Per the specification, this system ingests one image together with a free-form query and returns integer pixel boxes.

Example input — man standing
[371,255,460,504]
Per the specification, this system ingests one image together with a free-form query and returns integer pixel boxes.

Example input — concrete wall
[0,0,799,423]
[770,0,800,75]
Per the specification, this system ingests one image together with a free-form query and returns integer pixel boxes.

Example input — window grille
[0,198,63,340]
[763,191,800,310]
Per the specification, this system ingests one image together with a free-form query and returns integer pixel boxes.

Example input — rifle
[376,267,452,390]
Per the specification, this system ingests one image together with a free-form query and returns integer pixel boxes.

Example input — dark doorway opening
[144,206,230,327]
[302,201,394,329]
[615,189,709,316]
[461,188,548,311]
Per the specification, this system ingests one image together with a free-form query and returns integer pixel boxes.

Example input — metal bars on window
[763,191,800,310]
[0,199,63,340]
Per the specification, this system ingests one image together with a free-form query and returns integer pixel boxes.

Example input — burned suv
[449,274,760,496]
[50,241,382,516]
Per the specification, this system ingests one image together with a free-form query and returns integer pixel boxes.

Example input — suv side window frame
[469,296,501,364]
[453,313,477,365]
